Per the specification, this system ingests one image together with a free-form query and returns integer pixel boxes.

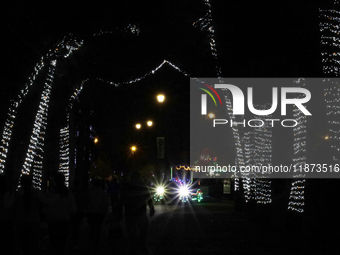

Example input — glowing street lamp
[135,123,141,129]
[94,137,99,144]
[131,146,137,152]
[157,94,165,103]
[147,120,153,127]
[208,113,215,119]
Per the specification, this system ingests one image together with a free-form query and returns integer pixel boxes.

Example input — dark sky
[1,0,324,87]
[0,0,325,117]
[0,0,330,168]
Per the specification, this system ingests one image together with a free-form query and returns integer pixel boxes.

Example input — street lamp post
[208,113,215,119]
[131,145,137,170]
[155,93,167,177]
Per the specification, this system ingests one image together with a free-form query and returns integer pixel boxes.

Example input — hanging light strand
[288,78,308,213]
[18,34,83,189]
[193,0,222,77]
[96,60,189,86]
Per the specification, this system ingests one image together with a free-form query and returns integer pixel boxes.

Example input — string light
[320,3,340,165]
[288,78,308,213]
[59,125,70,187]
[58,80,87,188]
[240,106,273,204]
[213,79,246,194]
[320,5,340,76]
[224,95,245,192]
[96,60,189,86]
[243,130,256,202]
[193,0,222,77]
[58,80,86,188]
[92,24,140,37]
[22,36,83,189]
[0,59,45,174]
[176,165,192,171]
[253,110,273,205]
[21,63,56,189]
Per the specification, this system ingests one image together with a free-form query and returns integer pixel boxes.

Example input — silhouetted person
[70,179,88,250]
[0,175,14,255]
[14,174,41,255]
[71,180,88,250]
[87,177,110,251]
[40,172,76,255]
[106,175,124,240]
[120,171,155,255]
[107,175,121,223]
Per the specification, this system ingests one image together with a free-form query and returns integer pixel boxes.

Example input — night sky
[1,0,324,86]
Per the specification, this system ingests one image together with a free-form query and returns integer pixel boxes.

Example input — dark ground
[12,197,336,255]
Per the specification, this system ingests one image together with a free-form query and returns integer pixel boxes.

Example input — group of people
[0,171,155,255]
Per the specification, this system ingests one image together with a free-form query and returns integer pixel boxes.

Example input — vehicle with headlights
[151,165,203,204]
[153,185,165,202]
[178,184,190,202]
[171,165,203,203]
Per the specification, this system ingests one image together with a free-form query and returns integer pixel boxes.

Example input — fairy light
[252,107,273,205]
[287,79,307,213]
[96,60,189,86]
[176,165,192,171]
[225,95,245,192]
[58,80,87,187]
[59,125,70,187]
[243,130,256,202]
[324,80,340,163]
[17,35,83,188]
[230,104,273,205]
[320,6,340,76]
[192,0,227,183]
[287,179,306,213]
[92,24,140,37]
[193,0,222,77]
[20,62,56,189]
[57,80,86,188]
[320,3,340,163]
[0,59,45,174]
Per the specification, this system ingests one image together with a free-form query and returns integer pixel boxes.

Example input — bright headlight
[179,186,189,197]
[156,186,164,195]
